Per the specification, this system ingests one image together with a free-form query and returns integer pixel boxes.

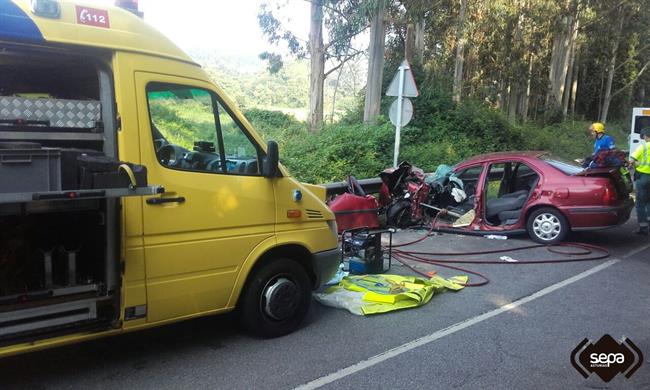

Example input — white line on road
[294,243,650,390]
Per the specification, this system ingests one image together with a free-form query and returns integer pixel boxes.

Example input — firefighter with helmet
[583,122,616,168]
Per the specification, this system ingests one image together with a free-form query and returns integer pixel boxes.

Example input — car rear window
[541,154,584,175]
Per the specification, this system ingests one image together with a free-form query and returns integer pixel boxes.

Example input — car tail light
[602,184,617,205]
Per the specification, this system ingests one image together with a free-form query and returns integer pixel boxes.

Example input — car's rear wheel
[526,207,568,244]
[239,258,311,338]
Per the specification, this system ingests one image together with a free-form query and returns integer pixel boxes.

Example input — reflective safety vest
[632,140,650,174]
[314,274,468,315]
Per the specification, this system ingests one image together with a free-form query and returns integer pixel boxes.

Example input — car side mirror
[262,140,279,178]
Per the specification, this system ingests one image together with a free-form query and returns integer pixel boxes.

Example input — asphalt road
[1,220,649,390]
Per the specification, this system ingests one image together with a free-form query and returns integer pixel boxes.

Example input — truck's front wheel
[239,258,311,338]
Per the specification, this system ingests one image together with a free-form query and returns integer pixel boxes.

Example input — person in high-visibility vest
[630,127,650,235]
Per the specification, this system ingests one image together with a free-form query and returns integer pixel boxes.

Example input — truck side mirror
[262,140,279,178]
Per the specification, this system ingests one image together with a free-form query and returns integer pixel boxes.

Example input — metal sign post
[386,60,419,168]
[393,65,405,168]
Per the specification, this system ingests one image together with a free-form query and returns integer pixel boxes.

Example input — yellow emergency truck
[0,0,340,357]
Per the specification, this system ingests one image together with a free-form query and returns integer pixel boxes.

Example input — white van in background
[629,108,650,157]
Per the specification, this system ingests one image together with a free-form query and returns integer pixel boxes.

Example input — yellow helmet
[590,122,605,133]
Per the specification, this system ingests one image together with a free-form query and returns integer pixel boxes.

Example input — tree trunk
[508,2,524,123]
[330,64,345,123]
[308,0,325,133]
[363,2,386,124]
[570,46,580,116]
[414,19,425,66]
[562,41,575,117]
[508,84,519,123]
[639,86,646,105]
[597,68,605,120]
[600,12,625,123]
[521,54,533,121]
[547,13,574,110]
[497,74,508,111]
[453,0,468,103]
[405,23,415,64]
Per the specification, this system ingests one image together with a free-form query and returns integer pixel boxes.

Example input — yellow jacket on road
[0,0,340,357]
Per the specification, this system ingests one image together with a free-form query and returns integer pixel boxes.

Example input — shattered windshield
[541,154,584,175]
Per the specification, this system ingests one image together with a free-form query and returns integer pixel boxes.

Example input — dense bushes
[244,101,631,184]
[246,109,395,183]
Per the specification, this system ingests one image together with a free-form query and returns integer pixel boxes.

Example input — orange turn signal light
[287,210,302,218]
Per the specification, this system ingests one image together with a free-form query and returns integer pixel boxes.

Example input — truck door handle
[146,196,186,205]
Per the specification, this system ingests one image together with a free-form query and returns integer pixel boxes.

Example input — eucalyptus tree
[258,0,368,132]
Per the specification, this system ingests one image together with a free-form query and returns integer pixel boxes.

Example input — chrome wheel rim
[532,213,561,241]
[262,277,299,321]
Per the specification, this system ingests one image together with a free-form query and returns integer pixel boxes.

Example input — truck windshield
[541,154,584,175]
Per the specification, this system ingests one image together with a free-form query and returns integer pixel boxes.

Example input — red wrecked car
[425,151,634,244]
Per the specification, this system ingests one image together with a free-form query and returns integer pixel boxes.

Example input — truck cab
[0,0,340,357]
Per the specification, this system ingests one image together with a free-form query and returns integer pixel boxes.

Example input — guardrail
[323,177,383,197]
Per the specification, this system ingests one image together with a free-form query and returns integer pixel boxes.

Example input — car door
[135,73,275,322]
[453,164,485,226]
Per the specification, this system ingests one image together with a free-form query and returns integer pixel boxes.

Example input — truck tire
[239,258,311,338]
[526,207,568,244]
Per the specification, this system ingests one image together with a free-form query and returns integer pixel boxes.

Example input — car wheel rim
[262,277,299,321]
[532,213,561,241]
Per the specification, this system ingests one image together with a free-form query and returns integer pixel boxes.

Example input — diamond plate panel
[0,97,100,128]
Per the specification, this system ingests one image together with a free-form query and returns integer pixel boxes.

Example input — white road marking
[294,243,650,390]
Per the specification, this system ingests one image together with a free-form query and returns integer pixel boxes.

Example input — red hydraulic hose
[386,223,611,287]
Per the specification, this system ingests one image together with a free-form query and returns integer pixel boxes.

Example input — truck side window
[146,83,260,175]
[216,102,261,175]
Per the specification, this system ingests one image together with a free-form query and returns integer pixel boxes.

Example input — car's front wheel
[526,207,568,244]
[239,258,311,338]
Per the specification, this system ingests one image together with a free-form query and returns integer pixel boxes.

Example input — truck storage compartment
[0,211,105,297]
[0,209,115,341]
[0,49,157,345]
[0,56,102,133]
[0,96,101,130]
[0,145,61,193]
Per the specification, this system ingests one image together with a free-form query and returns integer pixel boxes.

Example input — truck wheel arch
[228,241,314,309]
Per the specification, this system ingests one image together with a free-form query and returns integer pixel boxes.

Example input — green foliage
[520,120,629,160]
[245,108,393,182]
[245,104,631,184]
